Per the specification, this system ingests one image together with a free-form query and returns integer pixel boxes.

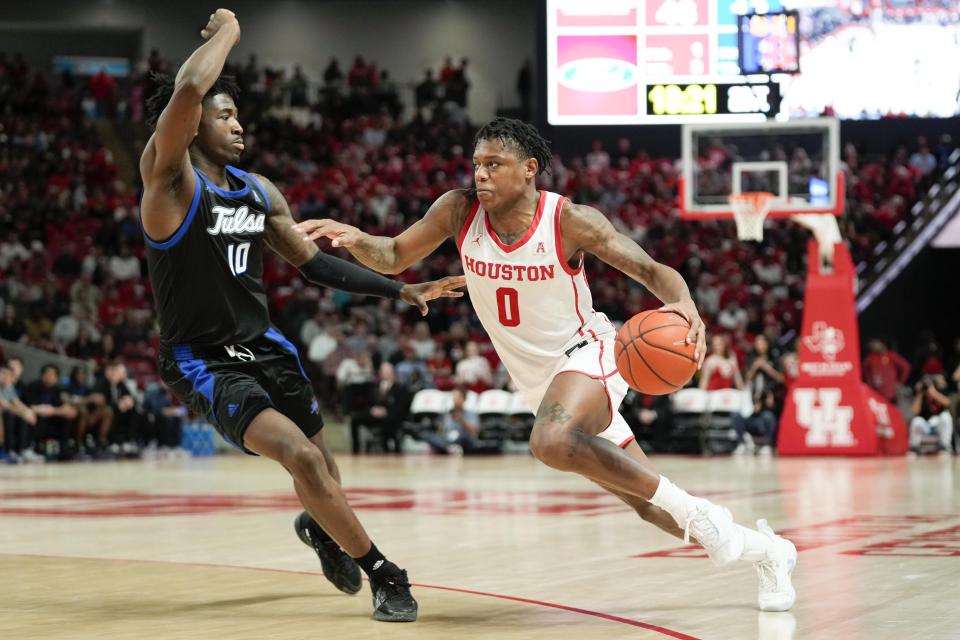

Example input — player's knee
[285,443,328,479]
[529,422,582,471]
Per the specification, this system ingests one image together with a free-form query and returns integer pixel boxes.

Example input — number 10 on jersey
[496,287,520,327]
[227,242,250,276]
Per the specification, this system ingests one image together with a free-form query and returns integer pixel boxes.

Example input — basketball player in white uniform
[295,118,797,611]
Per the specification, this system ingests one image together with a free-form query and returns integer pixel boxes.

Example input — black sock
[353,543,401,579]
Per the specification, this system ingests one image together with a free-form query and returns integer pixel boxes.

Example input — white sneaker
[758,445,773,456]
[743,432,756,453]
[684,501,745,567]
[733,442,749,455]
[21,449,46,464]
[754,519,797,611]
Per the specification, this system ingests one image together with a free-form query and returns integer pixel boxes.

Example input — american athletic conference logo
[800,322,853,377]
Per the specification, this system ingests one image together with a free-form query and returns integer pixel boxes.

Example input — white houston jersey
[457,190,616,394]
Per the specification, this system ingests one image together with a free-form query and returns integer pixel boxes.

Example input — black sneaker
[370,569,418,622]
[294,512,362,595]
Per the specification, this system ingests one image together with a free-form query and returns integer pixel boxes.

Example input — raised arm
[139,10,240,238]
[293,189,472,274]
[560,201,706,365]
[254,174,465,315]
[731,360,745,390]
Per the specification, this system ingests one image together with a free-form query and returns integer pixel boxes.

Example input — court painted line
[2,552,700,639]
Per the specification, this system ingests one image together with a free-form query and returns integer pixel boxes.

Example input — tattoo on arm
[352,235,399,272]
[564,202,692,304]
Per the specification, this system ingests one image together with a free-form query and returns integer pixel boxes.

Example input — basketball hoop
[728,192,774,241]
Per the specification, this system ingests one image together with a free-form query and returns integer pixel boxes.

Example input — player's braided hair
[473,117,552,176]
[145,72,240,128]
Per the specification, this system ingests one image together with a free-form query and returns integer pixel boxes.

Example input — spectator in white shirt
[717,299,748,332]
[410,321,436,360]
[455,341,492,394]
[108,244,141,281]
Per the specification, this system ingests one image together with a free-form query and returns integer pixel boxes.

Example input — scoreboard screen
[738,11,800,75]
[546,0,960,124]
[546,0,782,125]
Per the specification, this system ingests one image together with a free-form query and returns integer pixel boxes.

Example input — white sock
[739,525,775,562]
[649,475,706,529]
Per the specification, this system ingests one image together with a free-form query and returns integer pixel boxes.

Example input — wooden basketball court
[2,453,958,639]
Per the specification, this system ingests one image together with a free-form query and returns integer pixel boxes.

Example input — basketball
[614,310,698,395]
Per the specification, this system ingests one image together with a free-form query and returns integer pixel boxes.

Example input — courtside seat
[669,387,710,446]
[405,389,453,439]
[703,389,752,454]
[475,389,513,448]
[506,391,535,443]
[463,390,481,415]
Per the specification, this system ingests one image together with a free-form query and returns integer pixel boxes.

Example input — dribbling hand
[657,299,707,368]
[400,276,467,316]
[201,8,240,42]
[293,219,364,249]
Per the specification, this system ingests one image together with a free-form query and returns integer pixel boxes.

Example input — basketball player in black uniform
[139,9,464,622]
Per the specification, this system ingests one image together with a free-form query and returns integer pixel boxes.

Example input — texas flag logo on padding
[803,321,845,362]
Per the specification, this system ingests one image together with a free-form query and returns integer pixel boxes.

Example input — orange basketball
[614,310,698,395]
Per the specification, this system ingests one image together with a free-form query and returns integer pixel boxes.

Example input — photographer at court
[909,374,953,454]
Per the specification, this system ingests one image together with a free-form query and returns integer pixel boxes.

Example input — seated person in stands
[909,374,953,454]
[91,362,143,457]
[142,382,186,455]
[454,341,492,394]
[732,388,779,456]
[65,365,112,455]
[0,363,40,463]
[425,348,455,391]
[350,363,411,454]
[699,334,744,390]
[420,388,485,455]
[622,391,674,453]
[337,349,376,422]
[734,334,784,454]
[23,364,79,460]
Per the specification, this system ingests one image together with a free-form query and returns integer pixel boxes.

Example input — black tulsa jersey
[144,165,273,347]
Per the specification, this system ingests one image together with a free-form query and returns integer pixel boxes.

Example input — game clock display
[646,81,781,118]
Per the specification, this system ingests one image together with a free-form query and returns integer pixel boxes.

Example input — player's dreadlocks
[473,117,553,175]
[145,72,240,128]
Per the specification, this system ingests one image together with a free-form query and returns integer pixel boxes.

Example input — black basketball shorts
[159,327,323,454]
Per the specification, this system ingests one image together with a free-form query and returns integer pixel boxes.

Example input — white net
[728,192,774,241]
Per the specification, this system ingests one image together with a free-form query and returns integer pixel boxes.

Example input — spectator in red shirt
[88,68,117,117]
[699,334,744,390]
[863,339,910,402]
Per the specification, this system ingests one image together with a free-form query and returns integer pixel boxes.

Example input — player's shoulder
[243,170,277,195]
[245,170,272,187]
[435,188,474,212]
[556,198,609,236]
[429,189,475,235]
[558,197,602,218]
[238,170,282,213]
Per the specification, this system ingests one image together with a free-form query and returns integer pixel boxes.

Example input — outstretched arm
[560,201,706,366]
[292,189,471,274]
[139,9,241,239]
[255,174,465,314]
